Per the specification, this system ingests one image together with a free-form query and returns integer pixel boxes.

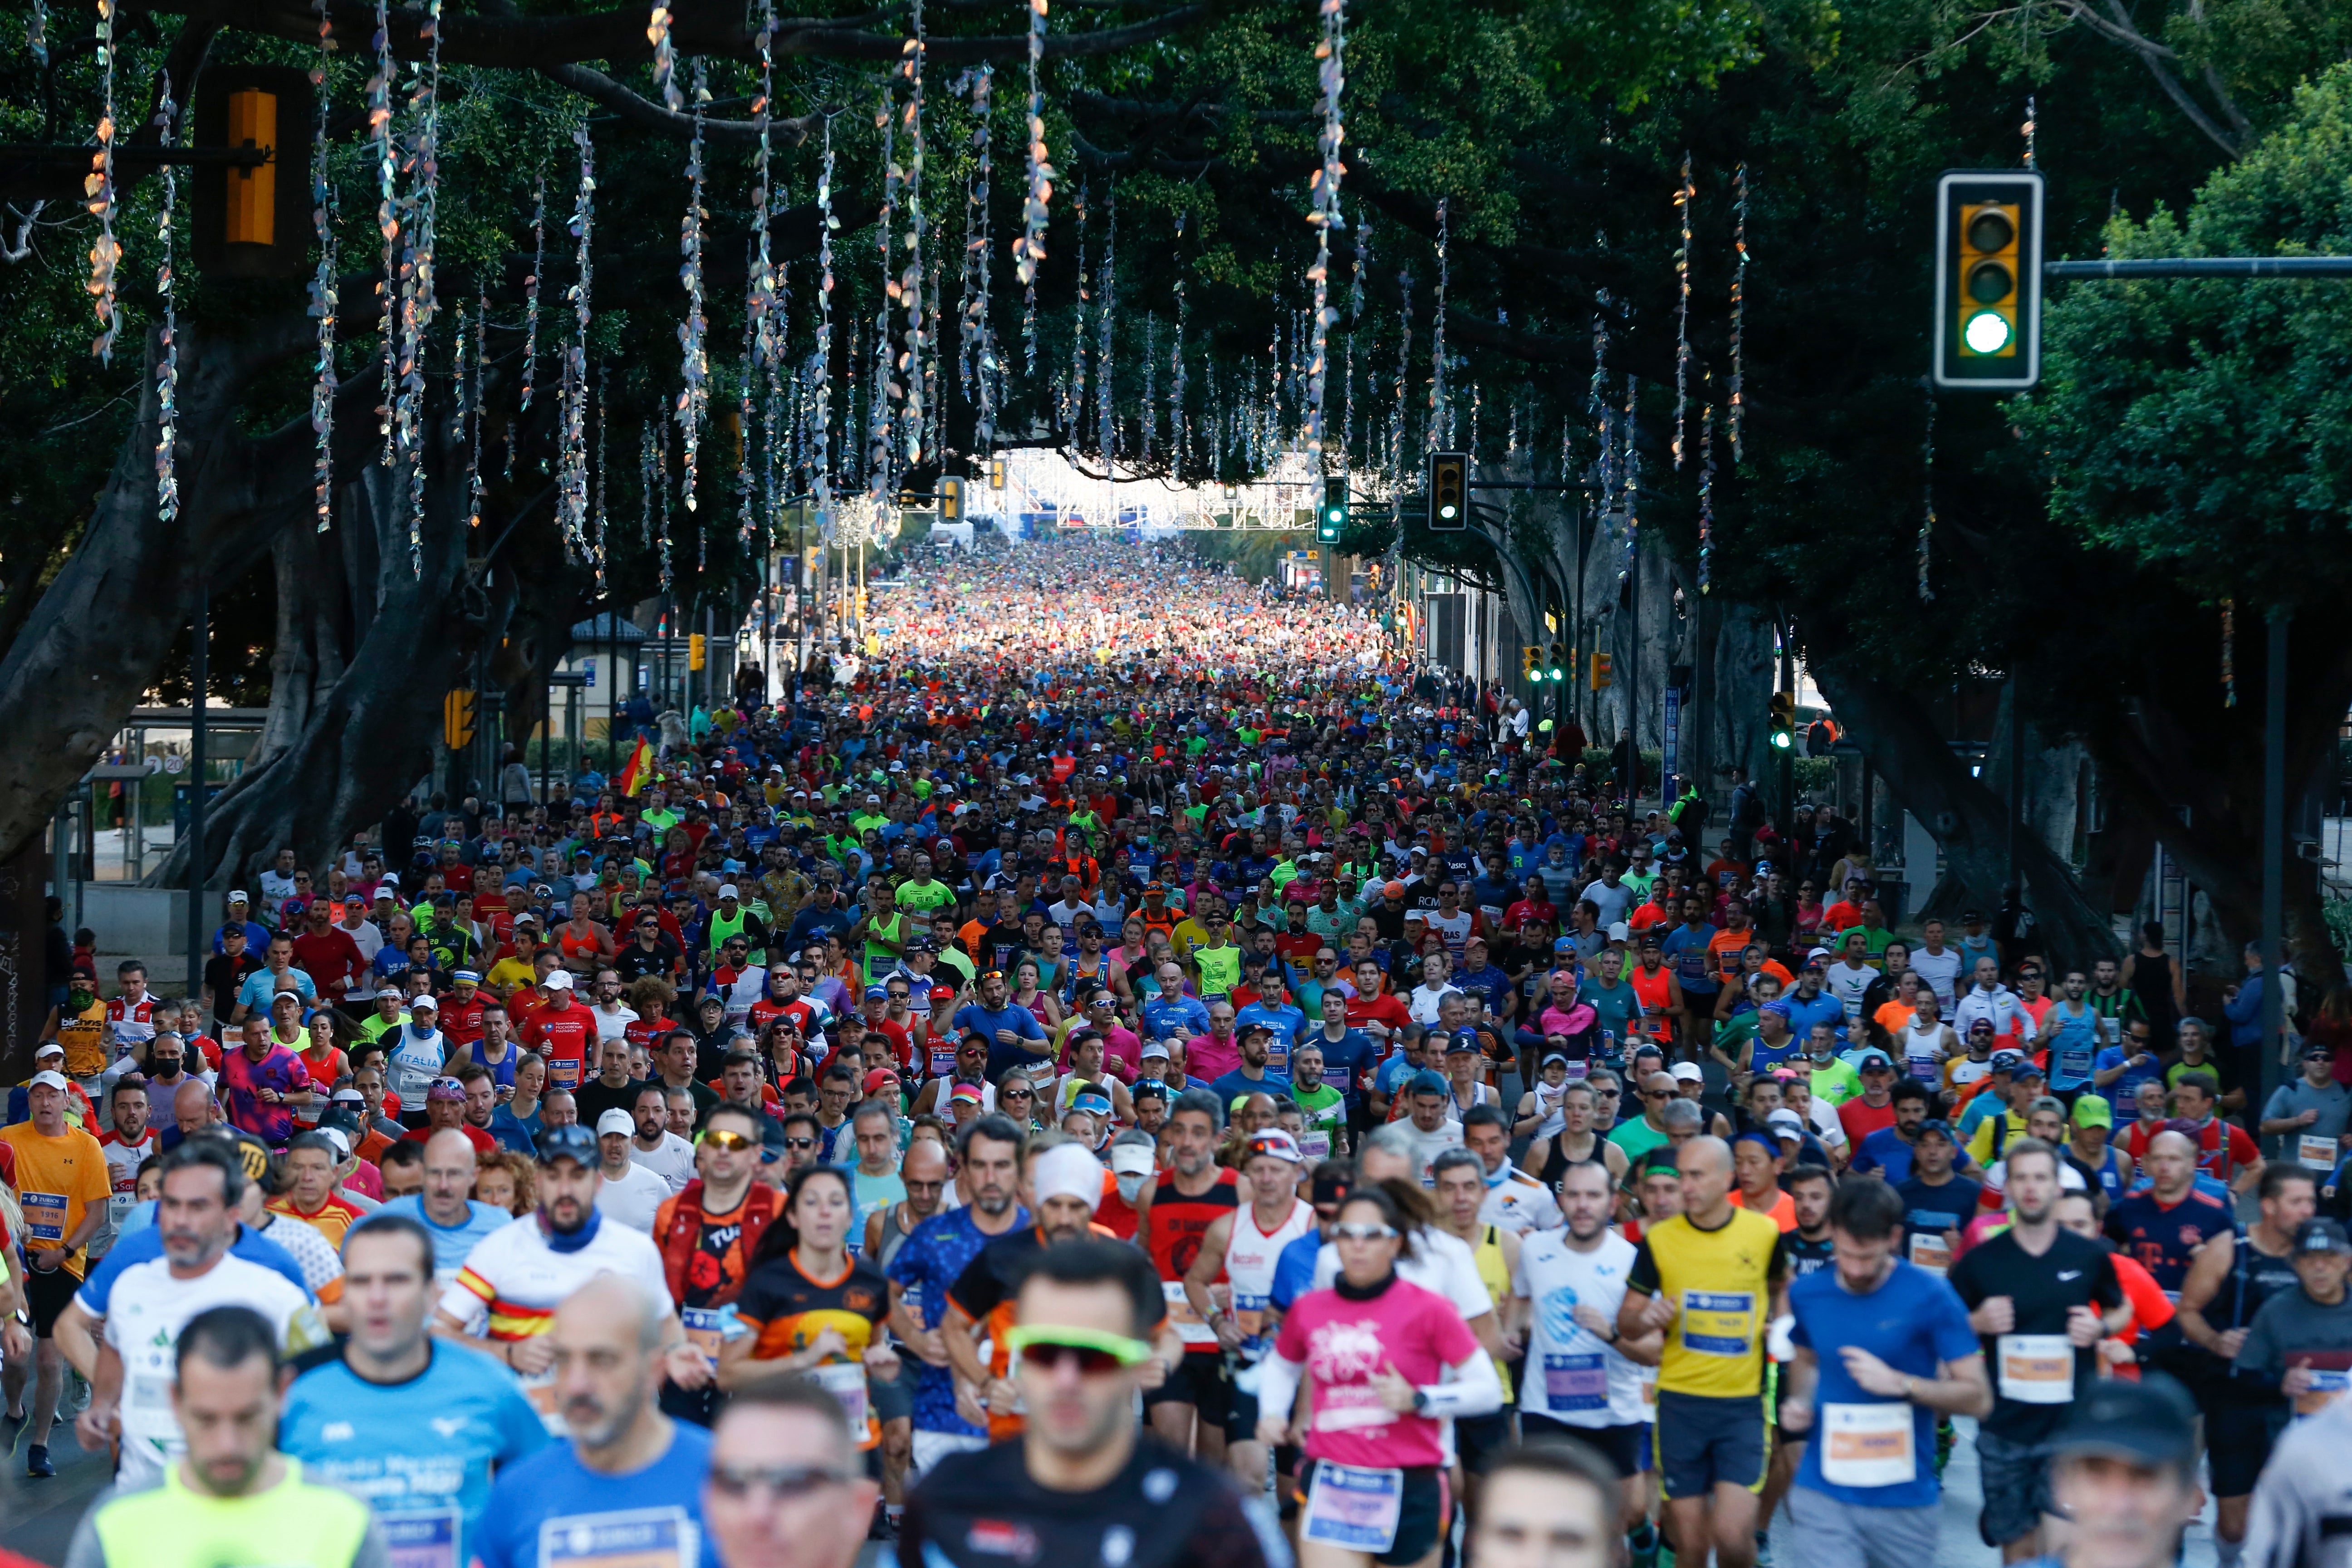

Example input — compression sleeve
[1255,1349,1304,1435]
[1626,1238,1661,1297]
[1416,1352,1503,1419]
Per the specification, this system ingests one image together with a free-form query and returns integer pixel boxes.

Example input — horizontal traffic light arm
[2044,257,2352,279]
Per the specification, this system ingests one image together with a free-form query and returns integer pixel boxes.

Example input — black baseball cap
[535,1123,598,1164]
[2045,1377,2196,1472]
[2295,1217,2352,1256]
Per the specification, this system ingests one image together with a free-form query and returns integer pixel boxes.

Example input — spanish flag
[617,736,653,797]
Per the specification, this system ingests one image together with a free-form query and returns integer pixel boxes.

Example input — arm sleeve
[946,1247,1003,1325]
[1416,1350,1503,1418]
[1256,1348,1304,1434]
[1627,1239,1661,1297]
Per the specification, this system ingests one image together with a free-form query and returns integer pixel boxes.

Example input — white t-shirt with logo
[106,1253,323,1487]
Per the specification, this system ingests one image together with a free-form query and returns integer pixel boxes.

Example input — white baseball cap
[595,1109,636,1137]
[543,970,574,990]
[29,1069,70,1091]
[718,884,741,900]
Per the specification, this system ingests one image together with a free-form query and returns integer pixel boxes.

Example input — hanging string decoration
[1697,393,1715,593]
[153,77,177,523]
[309,4,337,531]
[747,0,780,375]
[639,423,655,546]
[593,365,609,592]
[1672,152,1692,468]
[27,0,45,65]
[2023,95,2037,168]
[1097,180,1116,464]
[657,417,674,591]
[899,2,930,469]
[1015,0,1052,372]
[2221,599,2236,706]
[466,290,487,533]
[1170,213,1188,475]
[676,57,711,512]
[1427,198,1450,451]
[869,86,898,503]
[813,116,837,510]
[1303,0,1345,459]
[956,68,993,415]
[1729,162,1747,463]
[1621,373,1638,546]
[1917,375,1935,601]
[648,1,680,110]
[1591,294,1611,500]
[739,299,758,546]
[1141,314,1156,466]
[395,0,446,561]
[1066,180,1088,444]
[521,178,544,410]
[369,0,396,456]
[84,0,120,361]
[1390,272,1412,477]
[557,125,597,561]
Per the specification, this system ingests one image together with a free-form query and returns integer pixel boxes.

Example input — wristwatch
[1411,1387,1431,1414]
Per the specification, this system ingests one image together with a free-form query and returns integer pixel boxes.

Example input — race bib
[1819,1403,1918,1487]
[20,1190,66,1245]
[2302,1134,2341,1172]
[2058,1046,2093,1080]
[1681,1290,1757,1357]
[681,1308,724,1372]
[1303,1464,1404,1553]
[810,1361,870,1433]
[382,1510,461,1568]
[1542,1353,1609,1412]
[1563,1058,1590,1082]
[1299,1131,1333,1161]
[538,1506,698,1568]
[547,1057,583,1092]
[929,1045,956,1078]
[1165,1280,1217,1346]
[1997,1333,2075,1404]
[1908,1232,1953,1276]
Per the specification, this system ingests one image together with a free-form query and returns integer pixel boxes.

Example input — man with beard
[432,1124,707,1435]
[651,1103,781,1428]
[883,1116,1029,1476]
[473,1275,724,1568]
[1142,1088,1250,1465]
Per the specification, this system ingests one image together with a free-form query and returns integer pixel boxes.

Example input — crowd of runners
[1,533,2337,1568]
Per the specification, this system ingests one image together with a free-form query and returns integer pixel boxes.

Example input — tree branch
[536,63,824,147]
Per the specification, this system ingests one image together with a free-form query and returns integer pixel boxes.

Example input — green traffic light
[1770,730,1792,750]
[1438,503,1457,519]
[1963,310,2012,354]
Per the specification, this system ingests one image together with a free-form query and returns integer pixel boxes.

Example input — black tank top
[1538,1130,1609,1188]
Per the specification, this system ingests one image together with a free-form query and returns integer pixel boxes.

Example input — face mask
[1116,1171,1148,1205]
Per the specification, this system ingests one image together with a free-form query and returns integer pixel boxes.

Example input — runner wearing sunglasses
[902,1237,1280,1568]
[1256,1181,1502,1568]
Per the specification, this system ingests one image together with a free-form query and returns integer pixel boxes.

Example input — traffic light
[1589,652,1613,690]
[988,455,1007,490]
[1769,690,1796,750]
[1427,451,1468,531]
[1522,646,1543,681]
[191,67,314,279]
[1548,642,1568,682]
[1934,169,2043,390]
[1319,478,1348,543]
[689,633,708,671]
[939,477,964,520]
[442,690,475,750]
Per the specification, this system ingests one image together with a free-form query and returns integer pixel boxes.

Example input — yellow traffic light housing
[940,477,964,520]
[689,633,708,671]
[1522,646,1543,682]
[1934,170,2043,389]
[1427,452,1468,532]
[989,456,1008,490]
[1769,690,1796,750]
[442,690,476,750]
[1589,652,1613,691]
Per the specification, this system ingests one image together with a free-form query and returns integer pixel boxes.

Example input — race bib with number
[1907,1233,1953,1276]
[1997,1333,2075,1404]
[1681,1290,1758,1357]
[810,1361,870,1432]
[929,1046,956,1078]
[20,1190,66,1245]
[537,1505,699,1568]
[2058,1046,2093,1080]
[681,1308,724,1371]
[1541,1353,1609,1412]
[1299,1131,1333,1161]
[2302,1134,2341,1171]
[382,1509,461,1568]
[1303,1464,1404,1553]
[1165,1279,1217,1345]
[1819,1403,1918,1487]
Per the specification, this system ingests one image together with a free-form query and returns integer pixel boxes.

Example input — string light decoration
[2023,94,2037,168]
[1304,0,1345,459]
[1427,199,1449,451]
[1591,292,1611,501]
[1067,180,1088,444]
[1917,375,1935,600]
[738,296,756,546]
[1390,272,1412,477]
[557,125,597,561]
[1097,180,1116,463]
[1015,0,1052,372]
[1729,163,1747,464]
[153,77,177,523]
[27,0,45,65]
[309,2,336,531]
[657,416,673,590]
[369,0,395,457]
[746,0,780,377]
[593,365,609,592]
[900,1,928,470]
[676,57,710,512]
[1672,153,1691,468]
[813,117,836,513]
[1141,314,1156,466]
[648,1,679,111]
[1621,373,1638,548]
[638,423,654,546]
[84,0,119,361]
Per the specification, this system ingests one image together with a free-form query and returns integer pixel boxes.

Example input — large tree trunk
[1809,664,2119,972]
[0,313,320,865]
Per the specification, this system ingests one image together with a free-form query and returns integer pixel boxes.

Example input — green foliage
[2020,63,2352,608]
